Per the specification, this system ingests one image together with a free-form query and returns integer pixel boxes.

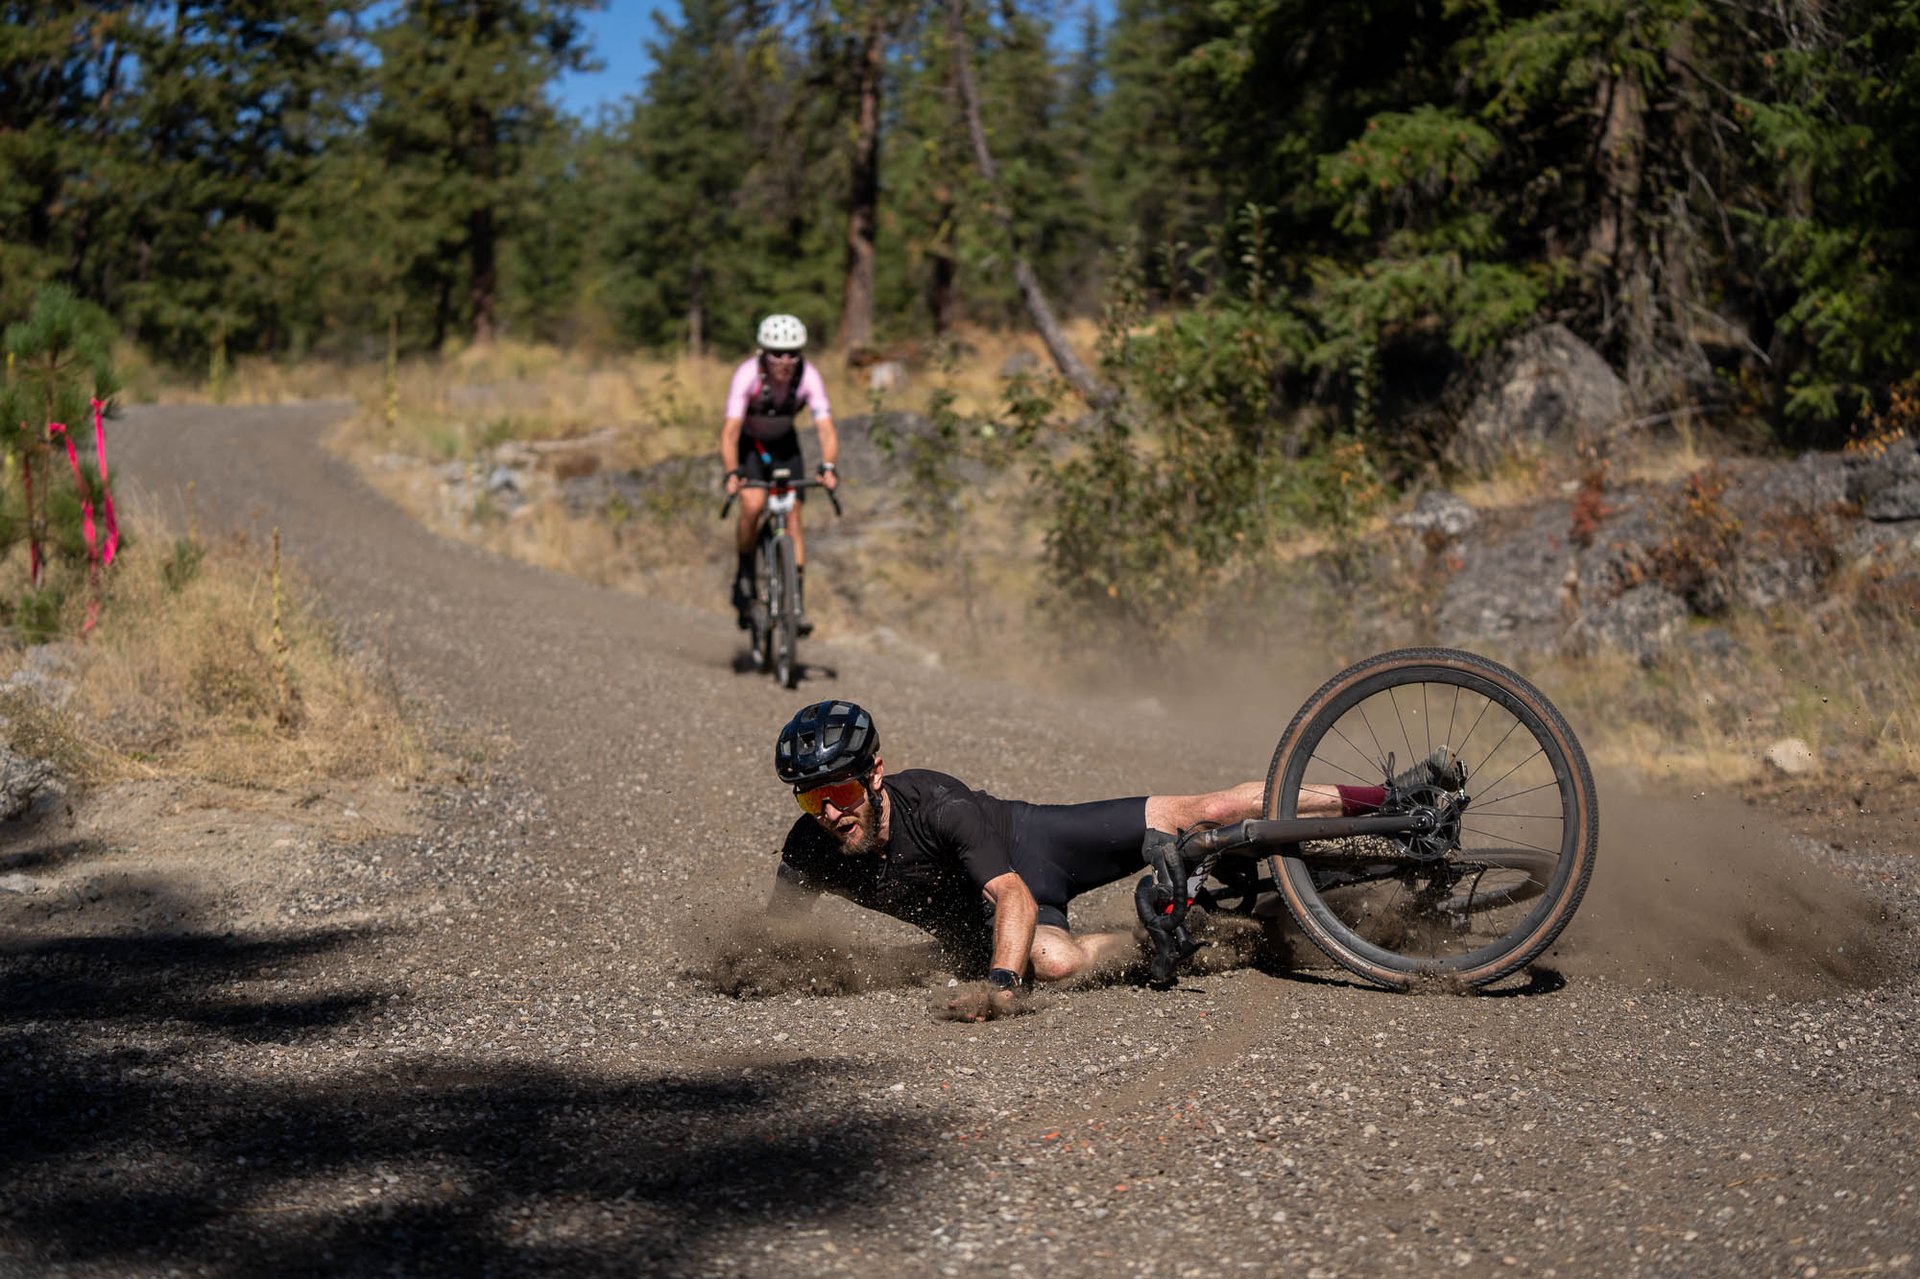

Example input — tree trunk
[686,252,706,358]
[838,11,885,352]
[468,203,498,346]
[1589,63,1652,395]
[927,187,959,336]
[946,0,1111,406]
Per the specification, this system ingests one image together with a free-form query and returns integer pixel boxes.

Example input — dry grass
[269,323,1098,476]
[1538,583,1920,785]
[128,332,1919,792]
[1,504,430,790]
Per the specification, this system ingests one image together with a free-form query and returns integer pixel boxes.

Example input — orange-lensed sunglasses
[795,774,871,816]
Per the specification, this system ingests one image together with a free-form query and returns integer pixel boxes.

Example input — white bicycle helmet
[756,314,808,352]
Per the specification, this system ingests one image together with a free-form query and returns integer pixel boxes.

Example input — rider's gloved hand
[816,461,838,491]
[724,468,743,497]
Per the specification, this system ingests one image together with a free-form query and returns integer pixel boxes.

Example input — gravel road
[3,402,1915,1277]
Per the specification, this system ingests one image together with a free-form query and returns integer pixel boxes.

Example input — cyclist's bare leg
[789,499,806,567]
[1144,781,1262,832]
[1296,785,1343,817]
[1145,781,1346,829]
[1030,924,1140,984]
[735,489,767,555]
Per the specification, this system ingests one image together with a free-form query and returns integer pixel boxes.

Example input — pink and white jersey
[725,358,833,422]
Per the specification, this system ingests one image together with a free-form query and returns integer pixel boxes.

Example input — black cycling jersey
[740,431,806,485]
[775,768,1149,969]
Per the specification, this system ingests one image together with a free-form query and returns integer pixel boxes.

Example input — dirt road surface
[4,402,1916,1277]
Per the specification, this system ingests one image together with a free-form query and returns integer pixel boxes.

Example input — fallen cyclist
[764,700,1465,1019]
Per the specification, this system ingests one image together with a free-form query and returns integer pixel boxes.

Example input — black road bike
[1144,648,1599,991]
[721,470,841,689]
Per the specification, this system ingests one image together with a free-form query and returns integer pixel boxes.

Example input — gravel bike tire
[771,534,799,689]
[752,537,776,673]
[1262,647,1598,990]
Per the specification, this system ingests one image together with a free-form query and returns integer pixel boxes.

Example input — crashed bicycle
[1138,647,1599,991]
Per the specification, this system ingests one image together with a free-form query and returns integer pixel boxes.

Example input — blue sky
[553,3,670,120]
[551,1,1112,120]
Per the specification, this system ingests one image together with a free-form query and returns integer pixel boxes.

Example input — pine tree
[112,1,372,363]
[368,0,594,347]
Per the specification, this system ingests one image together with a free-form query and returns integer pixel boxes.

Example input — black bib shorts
[1005,796,1150,931]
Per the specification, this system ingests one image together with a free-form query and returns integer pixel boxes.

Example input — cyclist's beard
[822,787,886,857]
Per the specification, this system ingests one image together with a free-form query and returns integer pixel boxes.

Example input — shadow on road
[729,647,840,685]
[1,880,937,1275]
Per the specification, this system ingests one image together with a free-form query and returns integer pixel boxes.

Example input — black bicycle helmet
[776,700,879,787]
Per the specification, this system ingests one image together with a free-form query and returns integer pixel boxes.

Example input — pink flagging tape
[92,399,118,565]
[46,415,114,633]
[46,421,98,565]
[20,422,41,586]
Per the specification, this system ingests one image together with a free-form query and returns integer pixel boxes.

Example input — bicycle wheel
[751,537,776,673]
[771,534,800,689]
[1263,648,1598,990]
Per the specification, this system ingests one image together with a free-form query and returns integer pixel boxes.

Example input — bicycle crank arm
[1184,812,1437,857]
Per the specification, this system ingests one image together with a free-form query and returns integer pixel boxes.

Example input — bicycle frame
[1182,809,1441,858]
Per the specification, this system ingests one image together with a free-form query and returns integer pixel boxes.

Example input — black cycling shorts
[1006,796,1150,932]
[741,431,806,489]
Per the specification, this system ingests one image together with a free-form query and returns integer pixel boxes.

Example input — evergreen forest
[5,0,1918,445]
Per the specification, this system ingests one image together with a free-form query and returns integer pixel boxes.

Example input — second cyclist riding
[722,470,841,688]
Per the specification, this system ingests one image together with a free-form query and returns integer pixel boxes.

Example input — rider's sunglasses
[765,351,800,362]
[795,773,871,816]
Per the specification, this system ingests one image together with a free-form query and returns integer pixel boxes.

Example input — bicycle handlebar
[719,475,843,519]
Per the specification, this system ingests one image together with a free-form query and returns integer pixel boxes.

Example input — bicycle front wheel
[752,538,776,673]
[771,535,799,689]
[1263,648,1598,990]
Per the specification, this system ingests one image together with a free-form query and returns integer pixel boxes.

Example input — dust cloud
[1546,769,1901,999]
[693,911,949,998]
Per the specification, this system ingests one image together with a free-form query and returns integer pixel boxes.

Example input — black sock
[795,565,806,604]
[736,551,753,584]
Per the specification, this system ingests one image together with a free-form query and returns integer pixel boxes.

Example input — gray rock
[1564,583,1688,665]
[1452,324,1626,467]
[1841,521,1920,563]
[867,361,908,394]
[1844,435,1920,521]
[1435,506,1577,653]
[1747,452,1848,513]
[1397,490,1478,540]
[25,641,84,677]
[1683,625,1742,664]
[0,746,54,820]
[3,667,75,710]
[0,872,41,894]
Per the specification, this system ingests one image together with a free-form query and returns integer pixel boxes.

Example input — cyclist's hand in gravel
[937,983,1031,1023]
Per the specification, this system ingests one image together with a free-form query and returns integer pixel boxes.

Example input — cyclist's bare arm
[720,416,746,494]
[814,414,839,487]
[981,871,1037,980]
